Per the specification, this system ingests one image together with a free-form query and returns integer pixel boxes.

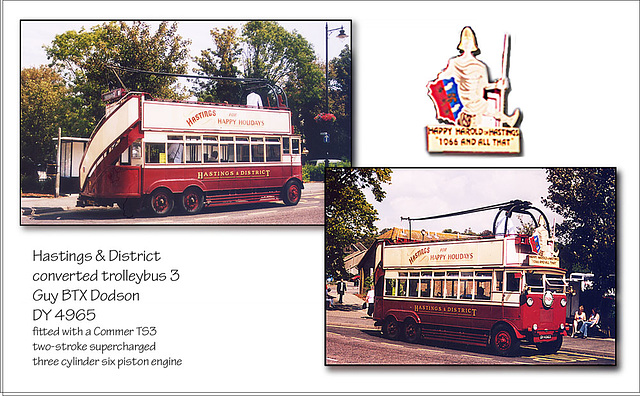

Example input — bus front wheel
[148,188,174,216]
[181,187,204,215]
[536,335,563,354]
[282,180,301,206]
[490,324,520,356]
[382,318,402,341]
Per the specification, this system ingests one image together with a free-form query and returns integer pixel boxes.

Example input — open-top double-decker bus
[77,85,303,216]
[372,200,568,356]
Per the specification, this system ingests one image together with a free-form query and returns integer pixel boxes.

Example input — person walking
[337,279,347,304]
[366,285,375,316]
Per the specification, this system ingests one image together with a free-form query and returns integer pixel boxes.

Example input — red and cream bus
[372,203,568,356]
[77,89,303,216]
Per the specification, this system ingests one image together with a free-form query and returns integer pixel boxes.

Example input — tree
[45,21,191,128]
[193,26,243,103]
[328,46,351,161]
[306,45,352,162]
[542,168,616,293]
[325,168,392,277]
[240,21,325,148]
[20,66,69,178]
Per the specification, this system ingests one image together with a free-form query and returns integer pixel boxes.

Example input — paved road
[326,285,616,365]
[21,182,324,225]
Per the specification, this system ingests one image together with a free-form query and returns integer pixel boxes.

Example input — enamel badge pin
[426,27,521,153]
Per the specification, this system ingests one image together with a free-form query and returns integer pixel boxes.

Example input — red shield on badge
[427,78,463,123]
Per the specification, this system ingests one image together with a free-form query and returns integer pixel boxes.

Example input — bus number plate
[539,334,552,340]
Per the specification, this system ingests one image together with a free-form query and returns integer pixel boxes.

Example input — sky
[364,168,560,235]
[20,19,351,81]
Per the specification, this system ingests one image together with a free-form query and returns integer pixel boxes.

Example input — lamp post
[324,23,348,167]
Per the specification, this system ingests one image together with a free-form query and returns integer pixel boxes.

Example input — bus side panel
[382,299,524,336]
[85,165,141,198]
[142,167,189,194]
[140,164,295,195]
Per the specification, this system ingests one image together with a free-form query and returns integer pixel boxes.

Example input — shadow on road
[358,329,562,358]
[327,303,364,312]
[23,200,291,221]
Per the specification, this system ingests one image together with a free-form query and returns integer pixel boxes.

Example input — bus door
[282,136,301,175]
[113,139,143,196]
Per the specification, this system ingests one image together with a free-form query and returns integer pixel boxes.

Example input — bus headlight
[533,324,538,331]
[560,323,565,330]
[526,297,534,306]
[543,291,554,308]
[560,298,567,307]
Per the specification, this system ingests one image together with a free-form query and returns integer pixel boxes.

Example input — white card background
[3,1,638,394]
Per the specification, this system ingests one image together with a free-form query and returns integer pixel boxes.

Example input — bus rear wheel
[282,180,301,206]
[382,317,402,341]
[181,187,204,215]
[404,319,422,343]
[490,324,520,356]
[148,188,174,216]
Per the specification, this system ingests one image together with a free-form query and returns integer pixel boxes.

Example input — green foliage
[305,46,352,162]
[20,66,68,177]
[193,26,243,103]
[21,175,55,194]
[325,168,392,277]
[45,21,191,126]
[542,168,616,293]
[302,164,324,182]
[363,276,373,290]
[302,159,352,182]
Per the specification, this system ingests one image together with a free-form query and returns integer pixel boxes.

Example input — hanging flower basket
[314,112,336,123]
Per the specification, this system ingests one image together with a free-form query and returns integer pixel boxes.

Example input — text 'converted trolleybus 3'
[77,88,303,216]
[372,201,568,356]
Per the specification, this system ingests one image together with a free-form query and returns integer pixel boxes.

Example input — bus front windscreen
[525,271,566,293]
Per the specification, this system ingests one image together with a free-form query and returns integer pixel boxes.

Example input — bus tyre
[537,335,563,354]
[382,318,402,341]
[148,188,174,216]
[490,324,520,356]
[404,319,422,343]
[282,180,301,206]
[118,198,141,218]
[181,187,204,215]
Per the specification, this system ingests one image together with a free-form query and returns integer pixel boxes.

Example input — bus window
[409,278,419,297]
[186,136,202,163]
[494,271,504,292]
[398,279,407,297]
[251,137,265,162]
[475,271,491,300]
[385,278,396,296]
[167,142,183,163]
[203,136,219,163]
[525,272,543,293]
[420,271,432,298]
[120,146,131,165]
[445,271,459,299]
[219,137,234,163]
[266,137,281,162]
[460,272,473,299]
[236,137,250,162]
[545,274,566,293]
[145,143,166,163]
[283,137,290,154]
[433,272,444,298]
[292,138,300,154]
[131,140,142,159]
[506,272,520,292]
